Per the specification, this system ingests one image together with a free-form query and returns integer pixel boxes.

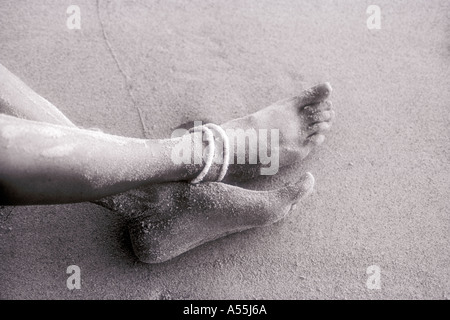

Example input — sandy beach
[0,0,449,299]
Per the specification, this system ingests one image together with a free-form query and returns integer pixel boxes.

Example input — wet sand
[0,0,449,299]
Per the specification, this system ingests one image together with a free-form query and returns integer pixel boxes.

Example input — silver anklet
[204,123,230,182]
[189,125,215,184]
[188,123,230,184]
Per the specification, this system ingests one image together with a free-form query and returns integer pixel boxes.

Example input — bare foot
[95,83,335,263]
[185,83,335,182]
[98,173,314,263]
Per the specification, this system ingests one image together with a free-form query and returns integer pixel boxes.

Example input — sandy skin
[0,62,335,263]
[100,173,315,264]
[221,82,334,183]
[97,83,335,263]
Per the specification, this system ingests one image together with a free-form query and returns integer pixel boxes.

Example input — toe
[261,173,315,224]
[276,172,315,204]
[307,133,326,146]
[233,173,315,226]
[296,82,332,107]
[307,110,335,123]
[307,121,332,135]
[303,100,333,115]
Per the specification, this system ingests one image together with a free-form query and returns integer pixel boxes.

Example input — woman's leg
[0,63,333,264]
[0,114,198,205]
[0,63,201,205]
[0,63,77,127]
[0,65,200,203]
[0,63,335,206]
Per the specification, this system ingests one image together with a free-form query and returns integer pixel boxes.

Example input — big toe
[259,172,315,225]
[297,82,332,107]
[275,172,315,204]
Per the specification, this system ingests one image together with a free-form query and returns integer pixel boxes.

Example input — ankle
[170,123,231,183]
